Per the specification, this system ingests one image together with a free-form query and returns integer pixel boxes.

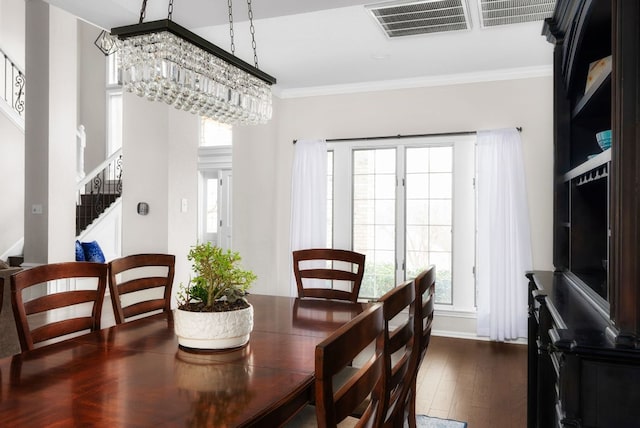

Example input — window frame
[105,50,122,157]
[327,134,476,311]
[197,119,233,247]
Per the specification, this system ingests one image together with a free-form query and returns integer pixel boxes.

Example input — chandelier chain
[139,0,148,24]
[228,0,236,55]
[247,0,259,68]
[115,0,275,125]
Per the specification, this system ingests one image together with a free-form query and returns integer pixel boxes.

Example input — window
[204,174,219,242]
[201,118,232,146]
[106,51,122,156]
[198,118,233,248]
[353,148,397,297]
[405,146,453,304]
[329,135,475,309]
[107,51,121,86]
[106,90,122,155]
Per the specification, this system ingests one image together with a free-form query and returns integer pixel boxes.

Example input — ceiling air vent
[478,0,556,28]
[367,0,471,38]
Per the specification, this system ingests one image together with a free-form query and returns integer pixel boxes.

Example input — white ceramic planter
[174,346,251,392]
[174,304,254,350]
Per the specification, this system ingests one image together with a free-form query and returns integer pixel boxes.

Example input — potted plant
[174,242,257,351]
[174,346,254,425]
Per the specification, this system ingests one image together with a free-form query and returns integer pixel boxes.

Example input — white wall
[121,93,170,255]
[234,76,554,337]
[77,20,107,173]
[0,0,25,69]
[0,112,24,257]
[24,1,77,264]
[167,107,200,307]
[121,92,199,307]
[0,0,25,260]
[232,97,281,294]
[23,0,49,264]
[47,6,78,263]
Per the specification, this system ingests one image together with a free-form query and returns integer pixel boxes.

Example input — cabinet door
[609,0,640,342]
[581,360,640,427]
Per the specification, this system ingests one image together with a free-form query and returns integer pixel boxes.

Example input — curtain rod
[292,127,522,144]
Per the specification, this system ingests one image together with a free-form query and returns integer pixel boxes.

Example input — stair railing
[0,47,25,121]
[76,148,123,236]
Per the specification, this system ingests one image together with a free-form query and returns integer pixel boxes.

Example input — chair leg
[408,376,418,428]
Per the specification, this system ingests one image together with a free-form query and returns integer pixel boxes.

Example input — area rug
[416,415,467,428]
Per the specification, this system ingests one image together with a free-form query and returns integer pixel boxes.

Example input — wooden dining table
[0,294,366,427]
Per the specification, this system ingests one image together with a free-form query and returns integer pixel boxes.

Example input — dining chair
[292,248,366,303]
[10,262,108,351]
[376,279,417,427]
[407,266,436,428]
[108,253,175,324]
[285,304,385,428]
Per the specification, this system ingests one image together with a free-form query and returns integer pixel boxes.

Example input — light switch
[181,198,188,213]
[31,204,43,214]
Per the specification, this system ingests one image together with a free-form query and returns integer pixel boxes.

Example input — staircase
[1,44,123,262]
[1,46,121,257]
[0,48,25,264]
[0,47,25,128]
[76,149,123,236]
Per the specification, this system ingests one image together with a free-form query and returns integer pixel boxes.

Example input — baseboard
[432,329,527,345]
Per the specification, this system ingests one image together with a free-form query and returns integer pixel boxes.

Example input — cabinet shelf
[572,70,611,119]
[563,148,610,182]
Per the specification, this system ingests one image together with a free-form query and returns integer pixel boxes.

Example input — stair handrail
[0,47,25,119]
[77,148,122,190]
[76,148,123,236]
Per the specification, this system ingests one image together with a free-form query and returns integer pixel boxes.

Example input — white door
[201,170,232,249]
[201,172,219,246]
[218,170,233,250]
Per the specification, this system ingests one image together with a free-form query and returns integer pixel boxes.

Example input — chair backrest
[315,304,385,428]
[377,279,416,427]
[10,262,108,351]
[108,253,175,324]
[292,248,365,303]
[414,266,436,364]
[403,267,437,428]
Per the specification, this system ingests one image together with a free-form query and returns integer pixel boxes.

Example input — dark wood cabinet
[529,0,640,427]
[528,272,640,428]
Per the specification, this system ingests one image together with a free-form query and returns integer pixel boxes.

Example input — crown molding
[273,65,553,99]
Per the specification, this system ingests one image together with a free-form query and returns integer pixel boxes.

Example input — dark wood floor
[415,336,527,428]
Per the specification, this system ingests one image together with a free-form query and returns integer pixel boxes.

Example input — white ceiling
[45,0,553,96]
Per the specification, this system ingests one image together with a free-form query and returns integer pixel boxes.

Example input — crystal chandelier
[111,0,276,125]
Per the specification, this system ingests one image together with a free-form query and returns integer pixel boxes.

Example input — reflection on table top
[0,294,366,427]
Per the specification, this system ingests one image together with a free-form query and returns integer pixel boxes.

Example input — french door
[201,170,232,250]
[329,135,475,307]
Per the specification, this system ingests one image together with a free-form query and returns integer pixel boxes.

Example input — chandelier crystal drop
[118,30,272,125]
[111,1,275,126]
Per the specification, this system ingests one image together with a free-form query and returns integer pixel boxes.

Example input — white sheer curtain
[290,139,327,296]
[476,128,532,341]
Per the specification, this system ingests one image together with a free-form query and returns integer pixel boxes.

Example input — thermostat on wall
[137,202,149,215]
